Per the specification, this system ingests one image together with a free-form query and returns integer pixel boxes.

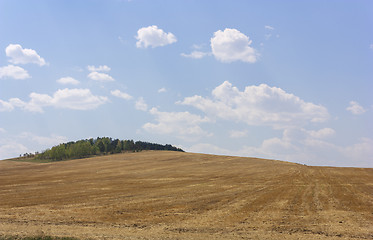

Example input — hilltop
[0,151,372,239]
[15,137,183,162]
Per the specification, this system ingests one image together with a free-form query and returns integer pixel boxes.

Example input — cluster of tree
[36,137,184,161]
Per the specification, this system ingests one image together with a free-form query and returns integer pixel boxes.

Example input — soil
[0,151,372,239]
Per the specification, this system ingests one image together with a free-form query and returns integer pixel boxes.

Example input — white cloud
[51,88,108,110]
[307,128,335,139]
[0,132,68,160]
[180,51,210,59]
[143,107,211,141]
[186,143,233,156]
[190,127,371,167]
[0,100,14,112]
[265,25,275,30]
[343,138,373,165]
[0,65,30,79]
[5,44,47,66]
[19,132,68,147]
[87,65,111,72]
[111,89,133,100]
[0,142,29,160]
[210,28,258,63]
[0,128,6,133]
[87,71,114,82]
[346,101,366,115]
[158,88,167,93]
[135,97,148,111]
[0,89,108,113]
[242,128,372,167]
[180,81,329,129]
[229,130,248,138]
[57,77,80,85]
[370,44,373,49]
[135,25,177,48]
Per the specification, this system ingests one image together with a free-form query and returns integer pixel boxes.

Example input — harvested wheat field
[0,151,372,239]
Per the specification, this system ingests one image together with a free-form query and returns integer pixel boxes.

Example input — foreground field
[0,151,372,239]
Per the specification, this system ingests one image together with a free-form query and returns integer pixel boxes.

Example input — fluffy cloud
[87,65,111,72]
[0,89,108,113]
[0,65,30,79]
[242,128,372,167]
[308,128,335,139]
[111,89,133,100]
[180,51,210,59]
[180,81,329,129]
[210,28,258,63]
[57,77,80,85]
[186,127,372,167]
[143,108,211,141]
[346,101,366,115]
[0,100,14,112]
[51,88,108,110]
[87,72,114,82]
[135,97,148,111]
[135,25,177,48]
[5,44,47,66]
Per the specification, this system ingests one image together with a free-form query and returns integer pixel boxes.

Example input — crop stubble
[0,151,372,239]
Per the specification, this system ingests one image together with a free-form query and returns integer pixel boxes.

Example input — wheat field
[0,151,372,239]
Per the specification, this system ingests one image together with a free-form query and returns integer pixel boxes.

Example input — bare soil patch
[0,151,372,239]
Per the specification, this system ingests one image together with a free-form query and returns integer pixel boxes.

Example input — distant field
[0,151,372,239]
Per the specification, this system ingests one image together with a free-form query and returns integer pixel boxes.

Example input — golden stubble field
[0,151,372,239]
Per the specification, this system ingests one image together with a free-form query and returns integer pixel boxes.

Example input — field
[0,151,372,239]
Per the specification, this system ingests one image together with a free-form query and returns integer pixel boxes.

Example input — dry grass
[0,151,372,239]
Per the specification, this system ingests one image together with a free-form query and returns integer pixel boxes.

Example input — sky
[0,0,372,167]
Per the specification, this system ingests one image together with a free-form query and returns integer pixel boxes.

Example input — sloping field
[0,151,372,239]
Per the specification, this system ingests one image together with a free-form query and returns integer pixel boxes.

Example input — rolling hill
[0,151,372,239]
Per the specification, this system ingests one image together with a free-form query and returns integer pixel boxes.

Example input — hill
[0,151,372,239]
[16,137,184,162]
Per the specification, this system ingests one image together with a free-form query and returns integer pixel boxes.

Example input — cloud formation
[187,127,372,167]
[346,101,366,115]
[87,72,114,82]
[6,44,47,66]
[180,81,329,129]
[0,89,108,113]
[0,65,30,80]
[0,132,68,160]
[111,89,133,100]
[135,97,148,111]
[136,25,177,48]
[57,77,80,85]
[143,108,211,141]
[210,28,258,63]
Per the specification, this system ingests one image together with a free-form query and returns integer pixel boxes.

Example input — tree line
[35,137,184,161]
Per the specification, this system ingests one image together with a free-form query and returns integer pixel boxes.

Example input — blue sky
[0,0,372,167]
